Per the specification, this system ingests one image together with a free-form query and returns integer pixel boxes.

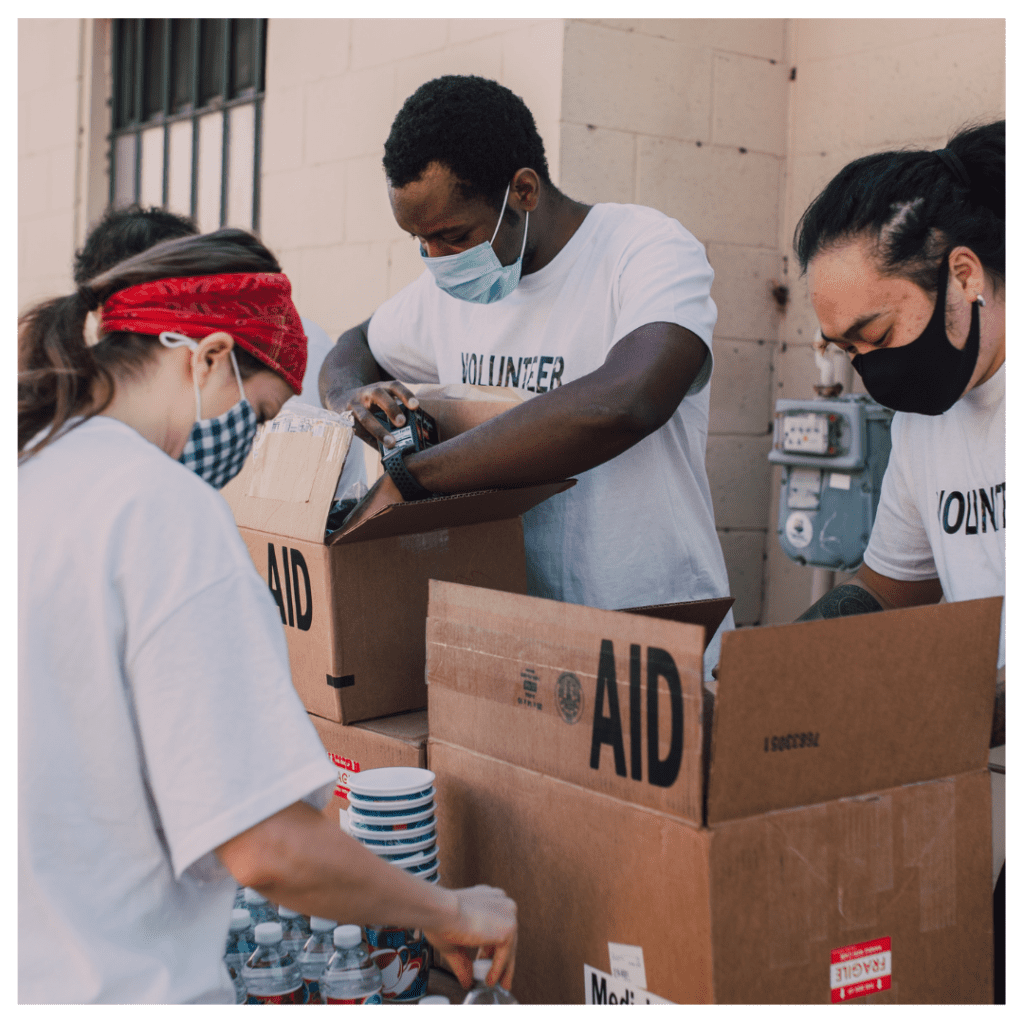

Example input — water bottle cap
[230,909,252,931]
[420,995,450,1004]
[254,922,283,945]
[310,916,338,932]
[334,924,362,948]
[244,887,267,905]
[472,959,493,983]
[278,906,300,918]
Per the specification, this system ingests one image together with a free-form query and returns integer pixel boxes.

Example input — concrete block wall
[260,18,566,343]
[558,19,793,626]
[762,17,1006,624]
[18,19,84,311]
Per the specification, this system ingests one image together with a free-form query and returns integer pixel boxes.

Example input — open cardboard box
[221,407,572,724]
[426,581,1001,1004]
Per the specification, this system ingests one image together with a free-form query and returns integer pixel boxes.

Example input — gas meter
[768,393,893,571]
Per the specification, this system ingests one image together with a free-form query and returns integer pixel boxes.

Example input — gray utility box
[768,394,893,571]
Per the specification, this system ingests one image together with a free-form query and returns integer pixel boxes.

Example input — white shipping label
[584,965,671,1005]
[829,472,852,490]
[607,943,647,988]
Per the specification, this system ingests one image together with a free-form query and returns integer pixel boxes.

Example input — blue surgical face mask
[159,331,259,488]
[419,183,529,303]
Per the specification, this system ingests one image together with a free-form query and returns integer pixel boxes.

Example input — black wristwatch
[383,449,434,501]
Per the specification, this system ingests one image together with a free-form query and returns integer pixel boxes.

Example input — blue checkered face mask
[419,183,529,303]
[159,332,259,488]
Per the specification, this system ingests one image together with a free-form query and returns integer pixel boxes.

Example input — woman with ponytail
[19,230,516,1002]
[792,120,1005,1001]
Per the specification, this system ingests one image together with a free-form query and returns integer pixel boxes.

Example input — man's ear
[949,246,986,304]
[510,168,541,214]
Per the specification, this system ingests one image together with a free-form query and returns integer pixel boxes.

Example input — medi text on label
[589,640,684,788]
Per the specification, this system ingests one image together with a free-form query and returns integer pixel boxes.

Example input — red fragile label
[328,753,359,798]
[830,937,891,1002]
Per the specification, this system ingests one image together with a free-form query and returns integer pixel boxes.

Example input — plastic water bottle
[278,906,311,954]
[227,962,247,1004]
[462,959,517,1004]
[224,908,255,1004]
[242,921,307,1004]
[224,908,256,975]
[296,916,338,1004]
[243,887,279,926]
[319,925,384,1004]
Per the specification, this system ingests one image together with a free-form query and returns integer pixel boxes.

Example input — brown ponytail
[17,227,282,462]
[18,291,115,459]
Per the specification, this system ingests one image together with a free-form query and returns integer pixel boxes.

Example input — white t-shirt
[19,417,336,1004]
[864,363,1005,666]
[368,203,734,675]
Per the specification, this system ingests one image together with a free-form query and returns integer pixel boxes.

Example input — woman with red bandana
[18,229,516,1003]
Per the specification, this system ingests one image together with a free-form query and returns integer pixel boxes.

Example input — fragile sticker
[328,752,360,799]
[585,965,670,1005]
[830,937,891,1002]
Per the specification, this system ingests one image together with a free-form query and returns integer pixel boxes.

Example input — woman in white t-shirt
[18,229,516,1003]
[791,120,1005,1002]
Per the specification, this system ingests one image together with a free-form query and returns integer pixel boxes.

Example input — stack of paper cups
[345,767,439,884]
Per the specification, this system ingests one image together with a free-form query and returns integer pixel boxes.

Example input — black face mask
[851,256,981,416]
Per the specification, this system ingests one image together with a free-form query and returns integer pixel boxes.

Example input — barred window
[110,19,266,232]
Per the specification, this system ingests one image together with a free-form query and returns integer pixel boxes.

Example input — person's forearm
[796,565,943,622]
[218,802,458,934]
[406,373,653,492]
[795,581,885,622]
[319,319,381,410]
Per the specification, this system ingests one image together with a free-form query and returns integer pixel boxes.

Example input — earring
[976,294,986,307]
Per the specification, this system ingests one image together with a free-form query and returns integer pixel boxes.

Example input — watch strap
[383,449,434,501]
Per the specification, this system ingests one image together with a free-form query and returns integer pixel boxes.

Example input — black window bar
[109,18,266,232]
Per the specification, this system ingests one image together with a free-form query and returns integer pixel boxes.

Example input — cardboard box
[222,408,572,724]
[426,582,1001,1004]
[309,710,429,820]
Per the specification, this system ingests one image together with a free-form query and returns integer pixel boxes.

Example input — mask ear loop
[490,182,529,262]
[490,184,512,246]
[159,331,203,420]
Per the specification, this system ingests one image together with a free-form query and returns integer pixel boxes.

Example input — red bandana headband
[100,272,308,394]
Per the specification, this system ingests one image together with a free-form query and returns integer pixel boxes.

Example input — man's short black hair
[74,204,198,285]
[383,75,551,211]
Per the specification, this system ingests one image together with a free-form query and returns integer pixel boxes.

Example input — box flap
[619,597,734,650]
[221,409,353,544]
[707,596,1002,824]
[329,480,575,545]
[427,581,707,824]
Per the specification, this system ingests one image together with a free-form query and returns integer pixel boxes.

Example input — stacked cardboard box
[426,581,1000,1004]
[308,710,429,820]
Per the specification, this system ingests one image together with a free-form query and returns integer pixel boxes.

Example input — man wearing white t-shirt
[321,75,733,676]
[791,122,1005,1000]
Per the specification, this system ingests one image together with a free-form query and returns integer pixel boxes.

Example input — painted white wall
[19,19,84,310]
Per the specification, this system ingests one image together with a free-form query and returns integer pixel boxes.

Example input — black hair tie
[933,148,971,191]
[77,284,100,311]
